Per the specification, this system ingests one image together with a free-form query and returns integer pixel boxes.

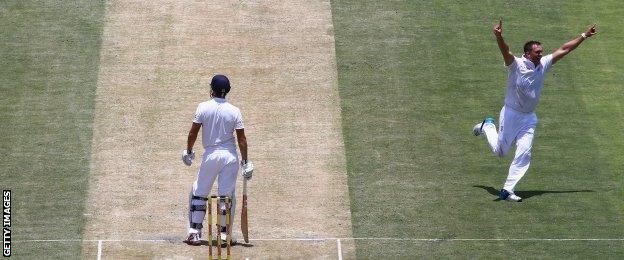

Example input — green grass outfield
[0,0,105,258]
[331,0,623,258]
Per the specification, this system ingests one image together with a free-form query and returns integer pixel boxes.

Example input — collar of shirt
[213,97,227,103]
[521,56,541,70]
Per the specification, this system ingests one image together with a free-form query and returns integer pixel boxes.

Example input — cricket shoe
[499,189,522,202]
[219,232,237,247]
[183,232,202,246]
[473,116,495,136]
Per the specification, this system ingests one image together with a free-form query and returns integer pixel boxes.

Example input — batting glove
[241,160,254,180]
[182,149,195,166]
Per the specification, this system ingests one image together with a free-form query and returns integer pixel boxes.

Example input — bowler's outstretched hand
[493,17,503,37]
[584,24,597,37]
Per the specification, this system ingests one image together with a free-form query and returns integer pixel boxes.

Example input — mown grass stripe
[0,1,106,258]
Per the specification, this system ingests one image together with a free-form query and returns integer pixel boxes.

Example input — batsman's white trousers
[483,106,537,192]
[192,148,239,229]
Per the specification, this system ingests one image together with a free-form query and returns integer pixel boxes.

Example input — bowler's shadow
[473,185,594,201]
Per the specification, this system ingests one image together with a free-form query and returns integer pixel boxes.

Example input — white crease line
[353,238,624,241]
[13,237,623,260]
[13,237,624,243]
[337,238,343,260]
[97,240,102,260]
[14,239,169,242]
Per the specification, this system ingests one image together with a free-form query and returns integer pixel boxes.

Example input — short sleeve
[505,56,520,70]
[235,109,244,130]
[541,54,554,72]
[193,104,202,124]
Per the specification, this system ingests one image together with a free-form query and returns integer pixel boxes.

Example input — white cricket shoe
[219,232,237,247]
[183,232,202,246]
[473,116,495,136]
[499,189,522,202]
[506,193,522,202]
[473,122,485,136]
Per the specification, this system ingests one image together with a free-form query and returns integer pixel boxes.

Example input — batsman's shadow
[236,242,254,248]
[180,239,254,248]
[473,185,595,201]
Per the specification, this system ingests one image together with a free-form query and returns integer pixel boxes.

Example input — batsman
[473,18,597,202]
[182,75,254,245]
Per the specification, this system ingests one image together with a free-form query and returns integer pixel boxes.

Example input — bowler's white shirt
[193,98,244,150]
[504,54,553,113]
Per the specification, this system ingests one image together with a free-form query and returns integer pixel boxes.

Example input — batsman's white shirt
[504,54,553,113]
[194,98,244,151]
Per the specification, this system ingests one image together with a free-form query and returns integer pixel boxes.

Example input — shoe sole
[474,120,486,136]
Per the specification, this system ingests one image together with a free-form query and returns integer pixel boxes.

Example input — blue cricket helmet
[211,75,231,95]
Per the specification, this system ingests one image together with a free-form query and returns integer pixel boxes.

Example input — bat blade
[241,179,249,243]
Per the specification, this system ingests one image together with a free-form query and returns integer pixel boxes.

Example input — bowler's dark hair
[523,40,541,53]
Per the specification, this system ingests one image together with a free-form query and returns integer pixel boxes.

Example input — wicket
[207,195,232,260]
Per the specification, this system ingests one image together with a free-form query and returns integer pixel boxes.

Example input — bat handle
[242,177,247,195]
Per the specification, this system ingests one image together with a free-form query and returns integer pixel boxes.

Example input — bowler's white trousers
[482,106,537,192]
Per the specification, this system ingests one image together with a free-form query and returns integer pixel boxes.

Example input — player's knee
[513,150,532,165]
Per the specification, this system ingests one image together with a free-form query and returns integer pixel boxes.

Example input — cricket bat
[241,178,249,243]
